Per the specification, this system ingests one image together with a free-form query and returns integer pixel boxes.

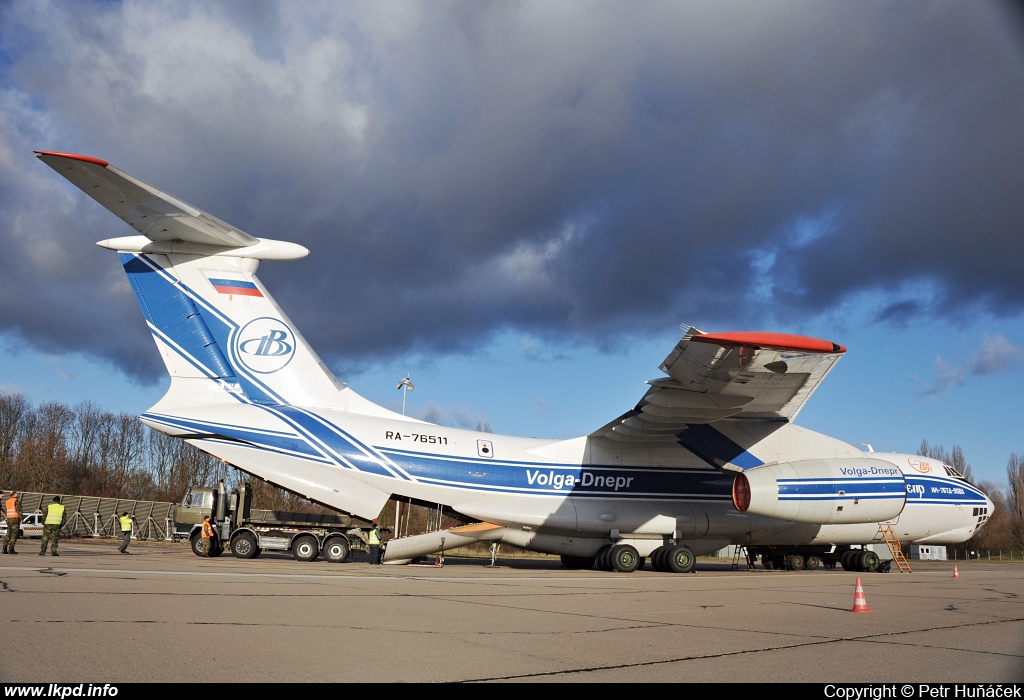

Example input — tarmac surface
[1,539,1022,683]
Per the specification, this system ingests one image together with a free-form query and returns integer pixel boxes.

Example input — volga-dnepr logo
[234,317,296,374]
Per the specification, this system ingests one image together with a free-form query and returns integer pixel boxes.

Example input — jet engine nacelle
[732,458,906,525]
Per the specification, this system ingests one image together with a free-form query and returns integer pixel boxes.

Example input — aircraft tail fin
[36,150,390,413]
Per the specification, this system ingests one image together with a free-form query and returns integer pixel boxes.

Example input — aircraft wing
[592,327,846,441]
[35,151,258,248]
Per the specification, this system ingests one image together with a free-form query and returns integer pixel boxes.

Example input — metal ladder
[881,525,912,573]
[732,545,755,571]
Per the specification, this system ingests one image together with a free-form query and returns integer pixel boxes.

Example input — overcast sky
[1,1,1022,483]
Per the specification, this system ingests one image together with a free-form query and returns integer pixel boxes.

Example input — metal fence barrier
[2,488,346,541]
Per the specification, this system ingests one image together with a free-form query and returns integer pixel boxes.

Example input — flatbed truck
[176,481,370,563]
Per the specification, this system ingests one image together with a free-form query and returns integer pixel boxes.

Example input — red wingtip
[693,332,846,354]
[34,150,110,168]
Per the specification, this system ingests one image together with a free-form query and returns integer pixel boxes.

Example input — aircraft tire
[610,544,640,573]
[292,535,319,562]
[637,556,646,571]
[804,555,821,570]
[595,545,614,571]
[323,536,351,563]
[666,544,695,574]
[840,550,857,571]
[651,546,668,572]
[231,531,259,559]
[859,550,879,572]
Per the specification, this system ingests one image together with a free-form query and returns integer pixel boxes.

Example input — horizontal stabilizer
[35,151,259,248]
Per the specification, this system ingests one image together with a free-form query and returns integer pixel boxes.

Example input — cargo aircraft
[36,151,993,573]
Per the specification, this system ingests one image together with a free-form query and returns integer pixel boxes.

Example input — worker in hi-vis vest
[367,520,382,565]
[3,489,21,555]
[40,496,65,556]
[200,515,216,557]
[117,511,137,554]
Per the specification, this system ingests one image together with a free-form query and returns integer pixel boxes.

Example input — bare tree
[16,401,74,492]
[917,439,973,482]
[0,393,29,486]
[1007,453,1024,551]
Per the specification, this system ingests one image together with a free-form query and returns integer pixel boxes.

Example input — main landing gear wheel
[840,550,857,571]
[650,546,668,572]
[560,555,595,570]
[595,545,614,572]
[231,531,259,559]
[666,544,695,573]
[292,535,319,562]
[323,537,350,563]
[609,544,640,573]
[859,550,879,572]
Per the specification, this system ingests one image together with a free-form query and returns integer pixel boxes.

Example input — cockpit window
[944,466,965,480]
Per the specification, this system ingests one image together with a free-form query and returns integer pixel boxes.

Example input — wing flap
[35,151,258,248]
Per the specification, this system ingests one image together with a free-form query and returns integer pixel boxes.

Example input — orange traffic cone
[848,577,873,613]
[953,565,960,579]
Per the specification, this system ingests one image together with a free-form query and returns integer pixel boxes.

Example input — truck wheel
[292,535,319,562]
[610,544,640,573]
[190,533,204,557]
[324,537,350,563]
[231,532,259,559]
[667,544,695,573]
[804,555,821,570]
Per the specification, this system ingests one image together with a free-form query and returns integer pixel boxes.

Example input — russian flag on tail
[209,278,263,297]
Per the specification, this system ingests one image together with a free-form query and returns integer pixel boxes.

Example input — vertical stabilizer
[121,249,353,409]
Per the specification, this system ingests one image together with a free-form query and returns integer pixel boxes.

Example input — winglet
[33,150,110,167]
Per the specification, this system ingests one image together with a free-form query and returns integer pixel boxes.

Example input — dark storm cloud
[0,1,1021,381]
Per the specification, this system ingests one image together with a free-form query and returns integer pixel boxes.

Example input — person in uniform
[367,520,382,565]
[40,496,65,556]
[3,489,20,554]
[200,515,216,557]
[117,512,136,554]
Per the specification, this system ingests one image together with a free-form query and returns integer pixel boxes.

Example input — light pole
[396,374,414,416]
[395,373,414,538]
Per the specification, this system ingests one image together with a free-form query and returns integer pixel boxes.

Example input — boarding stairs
[880,525,912,573]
